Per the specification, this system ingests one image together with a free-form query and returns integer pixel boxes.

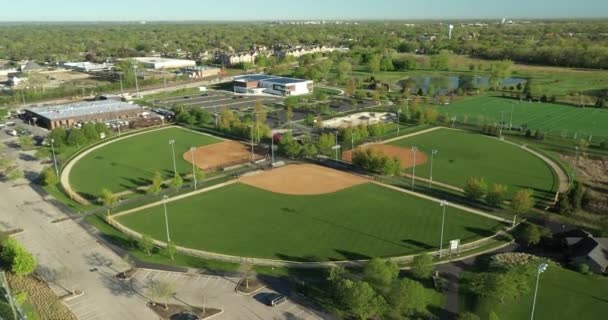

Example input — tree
[380,55,394,71]
[82,122,99,141]
[486,184,508,207]
[489,311,501,320]
[342,280,386,320]
[66,129,87,148]
[194,166,205,183]
[238,263,256,289]
[388,278,430,317]
[278,132,302,158]
[138,234,154,255]
[172,174,183,191]
[363,258,399,290]
[34,147,51,160]
[100,188,118,208]
[18,135,34,150]
[459,312,481,320]
[368,55,381,74]
[163,241,177,261]
[301,136,318,158]
[147,279,174,310]
[411,254,434,279]
[568,181,585,212]
[490,60,514,79]
[147,171,163,194]
[518,223,542,246]
[0,238,37,276]
[345,78,357,96]
[286,106,294,126]
[511,189,535,215]
[318,133,335,156]
[430,50,451,71]
[464,177,487,201]
[41,166,58,186]
[337,61,352,82]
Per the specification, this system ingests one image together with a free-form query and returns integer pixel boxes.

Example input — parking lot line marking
[201,276,210,287]
[152,271,161,280]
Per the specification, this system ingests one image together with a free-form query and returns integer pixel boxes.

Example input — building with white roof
[133,57,196,70]
[233,74,313,96]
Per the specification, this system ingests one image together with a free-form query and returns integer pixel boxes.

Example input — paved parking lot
[150,91,283,113]
[131,269,328,320]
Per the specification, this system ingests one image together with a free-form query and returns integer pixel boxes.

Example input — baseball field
[439,96,608,139]
[69,127,222,198]
[117,165,504,261]
[388,128,556,198]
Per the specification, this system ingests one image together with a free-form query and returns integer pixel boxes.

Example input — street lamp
[162,195,171,243]
[190,147,197,190]
[411,146,418,190]
[530,263,549,320]
[168,140,177,177]
[429,149,438,188]
[50,138,59,178]
[397,109,402,134]
[439,200,448,258]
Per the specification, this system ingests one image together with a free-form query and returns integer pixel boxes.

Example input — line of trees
[463,177,535,214]
[352,148,401,176]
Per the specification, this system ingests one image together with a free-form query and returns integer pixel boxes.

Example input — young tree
[172,174,183,191]
[278,132,302,158]
[147,171,163,194]
[301,136,318,158]
[368,55,381,74]
[18,135,34,150]
[66,129,87,148]
[518,223,542,246]
[342,280,386,320]
[41,167,58,186]
[82,122,99,141]
[430,50,451,71]
[163,241,177,261]
[363,258,399,290]
[337,61,352,83]
[100,188,118,208]
[238,263,256,289]
[511,189,535,216]
[464,177,488,201]
[0,238,37,276]
[147,280,174,310]
[411,254,434,279]
[194,167,205,183]
[388,278,430,317]
[318,133,336,156]
[486,184,508,207]
[138,234,154,255]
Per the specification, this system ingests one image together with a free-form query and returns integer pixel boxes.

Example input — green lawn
[389,128,556,199]
[118,182,503,261]
[471,265,608,320]
[69,127,221,198]
[439,96,608,140]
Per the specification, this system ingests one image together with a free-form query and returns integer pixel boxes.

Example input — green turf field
[439,96,608,139]
[389,128,556,198]
[69,127,221,197]
[471,265,608,320]
[118,182,503,261]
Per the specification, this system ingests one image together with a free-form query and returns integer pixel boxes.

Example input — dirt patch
[240,164,367,195]
[183,140,264,171]
[342,144,428,169]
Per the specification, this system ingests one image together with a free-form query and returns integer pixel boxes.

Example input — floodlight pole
[119,73,123,93]
[509,103,515,130]
[429,149,438,188]
[169,140,177,177]
[439,200,448,258]
[190,147,197,190]
[250,125,254,162]
[132,62,140,97]
[255,113,260,143]
[411,146,418,191]
[351,133,357,151]
[50,138,59,178]
[530,263,549,320]
[163,195,171,243]
[335,131,339,160]
[572,146,579,182]
[397,109,401,134]
[499,110,505,137]
[271,133,275,165]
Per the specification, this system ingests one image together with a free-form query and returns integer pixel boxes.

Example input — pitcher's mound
[342,144,428,169]
[184,140,264,171]
[240,164,367,195]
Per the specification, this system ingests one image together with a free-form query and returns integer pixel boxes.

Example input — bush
[0,238,37,276]
[577,263,592,275]
[41,167,58,186]
[464,177,487,201]
[0,301,15,320]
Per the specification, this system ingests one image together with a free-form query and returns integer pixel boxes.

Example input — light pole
[530,263,549,320]
[411,146,418,190]
[397,109,402,134]
[509,103,515,130]
[255,113,260,143]
[335,131,339,160]
[162,195,171,243]
[572,146,580,182]
[50,138,59,178]
[190,147,197,190]
[132,62,140,97]
[351,133,357,151]
[271,133,275,165]
[249,125,254,162]
[499,110,505,137]
[429,149,438,188]
[168,140,177,177]
[439,200,448,258]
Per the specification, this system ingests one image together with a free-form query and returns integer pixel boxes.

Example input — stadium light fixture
[530,263,549,320]
[429,149,438,188]
[169,140,177,177]
[411,146,418,190]
[163,195,171,243]
[439,200,448,258]
[50,138,59,178]
[190,147,197,190]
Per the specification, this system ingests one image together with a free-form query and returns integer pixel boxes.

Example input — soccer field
[439,96,608,139]
[389,128,556,198]
[69,127,221,197]
[117,182,503,261]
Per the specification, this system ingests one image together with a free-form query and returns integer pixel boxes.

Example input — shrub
[464,177,487,201]
[0,238,37,276]
[577,263,592,275]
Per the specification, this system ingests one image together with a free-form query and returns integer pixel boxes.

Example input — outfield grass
[470,265,608,320]
[438,96,608,140]
[69,127,221,197]
[118,182,503,261]
[389,128,556,199]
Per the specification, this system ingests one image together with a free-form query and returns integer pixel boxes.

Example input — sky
[0,0,607,21]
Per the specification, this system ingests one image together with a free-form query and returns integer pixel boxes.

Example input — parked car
[6,129,18,136]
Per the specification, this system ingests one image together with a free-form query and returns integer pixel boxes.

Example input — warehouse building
[25,100,143,129]
[181,65,220,79]
[133,57,196,70]
[233,74,313,96]
[62,62,114,72]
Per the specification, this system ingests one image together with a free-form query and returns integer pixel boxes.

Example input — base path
[240,163,367,195]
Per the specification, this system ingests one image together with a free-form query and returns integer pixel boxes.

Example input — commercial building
[25,100,143,129]
[181,66,220,79]
[63,62,114,73]
[133,57,196,70]
[233,74,313,96]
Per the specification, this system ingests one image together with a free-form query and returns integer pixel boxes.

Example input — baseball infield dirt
[183,140,264,171]
[239,164,367,195]
[342,144,428,169]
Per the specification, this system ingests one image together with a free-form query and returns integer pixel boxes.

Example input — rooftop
[234,74,310,84]
[133,57,195,64]
[27,100,141,120]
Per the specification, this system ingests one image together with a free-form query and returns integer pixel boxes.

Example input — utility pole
[133,62,140,97]
[271,133,275,165]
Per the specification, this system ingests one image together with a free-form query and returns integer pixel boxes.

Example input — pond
[397,75,526,94]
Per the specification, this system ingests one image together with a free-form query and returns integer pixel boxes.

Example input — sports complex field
[69,127,222,197]
[388,128,557,198]
[117,165,504,261]
[439,96,608,139]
